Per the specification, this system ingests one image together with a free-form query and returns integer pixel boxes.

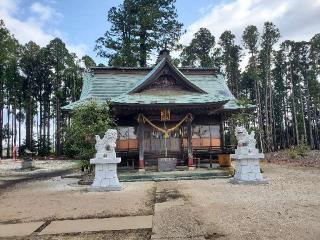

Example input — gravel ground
[0,162,319,239]
[0,160,79,175]
[176,163,320,240]
[0,160,79,191]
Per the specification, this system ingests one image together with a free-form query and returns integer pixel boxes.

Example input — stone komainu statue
[231,126,267,184]
[90,129,122,191]
[94,129,118,158]
[235,126,256,149]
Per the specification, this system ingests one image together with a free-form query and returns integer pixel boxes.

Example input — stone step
[119,170,232,182]
[78,169,233,185]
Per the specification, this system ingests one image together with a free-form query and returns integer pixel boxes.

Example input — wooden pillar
[187,115,194,170]
[220,118,225,151]
[138,117,145,172]
[218,115,231,167]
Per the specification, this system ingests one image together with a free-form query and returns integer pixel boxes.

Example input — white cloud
[0,0,87,57]
[68,43,88,58]
[181,0,320,46]
[30,2,61,22]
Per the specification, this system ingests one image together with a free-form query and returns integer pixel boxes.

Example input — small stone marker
[89,129,122,191]
[231,126,268,184]
[15,149,35,170]
[158,157,177,171]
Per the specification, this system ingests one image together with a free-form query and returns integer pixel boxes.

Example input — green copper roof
[223,99,255,110]
[112,73,234,105]
[62,58,249,111]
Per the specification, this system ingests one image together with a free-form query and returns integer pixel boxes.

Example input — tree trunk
[299,87,307,144]
[13,98,17,149]
[18,107,21,149]
[252,53,264,152]
[314,102,320,149]
[6,105,10,158]
[284,97,289,148]
[0,106,3,158]
[139,31,147,67]
[304,75,315,149]
[25,95,34,151]
[39,100,43,153]
[55,97,61,157]
[47,102,50,148]
[290,63,299,145]
[11,104,14,155]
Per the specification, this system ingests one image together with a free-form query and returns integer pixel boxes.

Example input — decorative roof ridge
[126,57,207,94]
[91,66,218,71]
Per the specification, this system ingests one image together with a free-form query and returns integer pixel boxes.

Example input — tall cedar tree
[219,30,241,98]
[95,0,183,67]
[241,25,264,150]
[258,22,280,151]
[0,20,19,157]
[20,42,41,151]
[46,38,73,157]
[180,28,216,68]
[309,34,320,148]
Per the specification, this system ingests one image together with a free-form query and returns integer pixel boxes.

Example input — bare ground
[0,179,156,223]
[178,163,320,240]
[264,149,320,168]
[0,161,319,239]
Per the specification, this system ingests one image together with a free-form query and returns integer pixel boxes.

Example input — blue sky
[1,0,320,65]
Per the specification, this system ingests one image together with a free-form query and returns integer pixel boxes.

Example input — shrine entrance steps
[118,167,233,182]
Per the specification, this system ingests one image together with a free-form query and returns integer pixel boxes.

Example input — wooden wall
[116,124,221,152]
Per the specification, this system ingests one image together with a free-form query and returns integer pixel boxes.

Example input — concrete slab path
[0,221,44,237]
[151,182,206,240]
[39,215,153,235]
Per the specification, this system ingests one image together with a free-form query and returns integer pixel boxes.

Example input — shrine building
[63,50,252,171]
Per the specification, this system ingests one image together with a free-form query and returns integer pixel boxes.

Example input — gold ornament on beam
[160,108,171,121]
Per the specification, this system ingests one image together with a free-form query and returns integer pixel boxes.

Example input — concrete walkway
[0,222,45,237]
[0,216,152,238]
[40,215,152,235]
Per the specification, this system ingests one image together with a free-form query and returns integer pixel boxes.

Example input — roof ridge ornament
[156,49,171,64]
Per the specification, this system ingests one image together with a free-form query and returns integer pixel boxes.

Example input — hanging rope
[138,113,192,138]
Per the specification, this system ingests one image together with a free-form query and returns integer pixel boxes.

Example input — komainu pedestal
[231,126,268,184]
[89,129,122,191]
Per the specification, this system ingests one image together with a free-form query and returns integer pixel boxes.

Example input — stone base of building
[230,178,269,185]
[88,185,122,192]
